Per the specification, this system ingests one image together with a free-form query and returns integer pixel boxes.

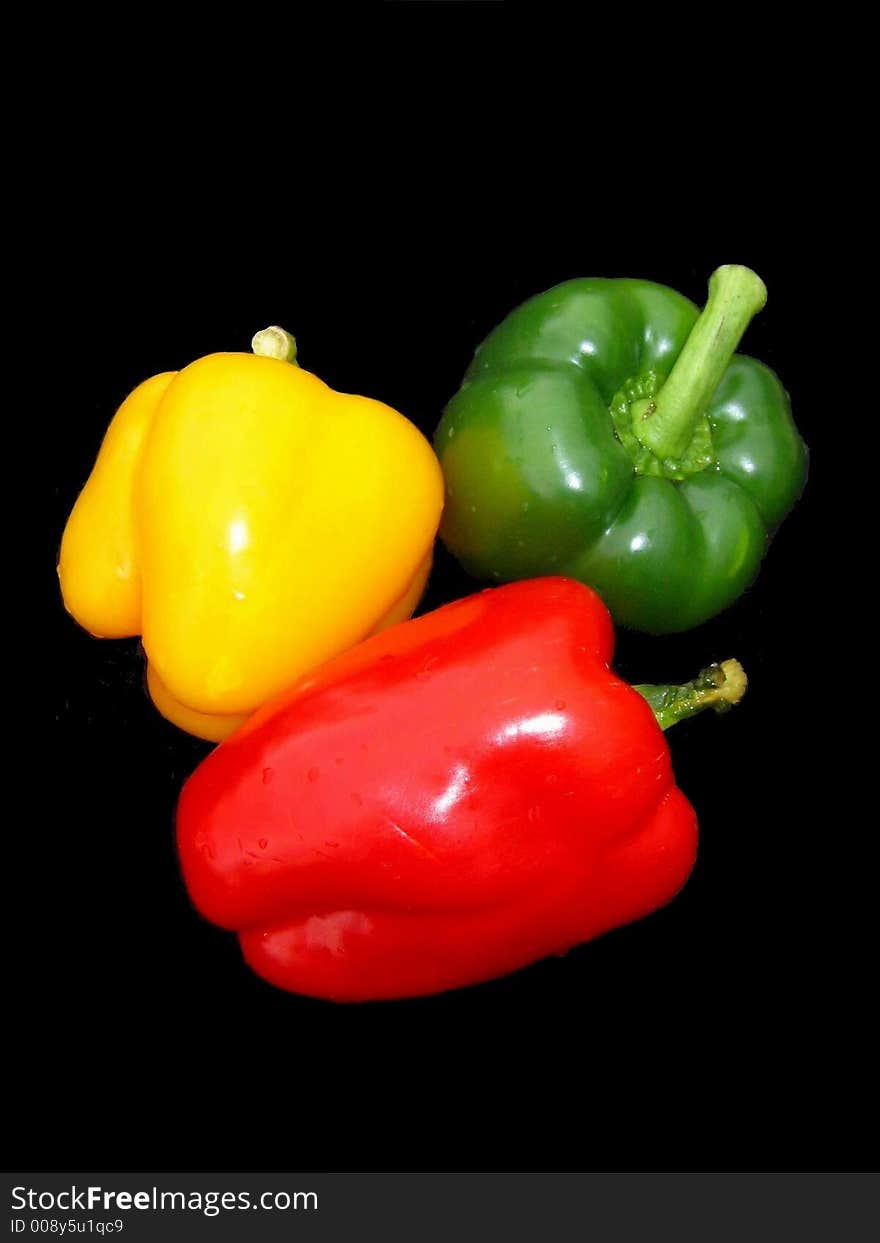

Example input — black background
[20,8,868,1177]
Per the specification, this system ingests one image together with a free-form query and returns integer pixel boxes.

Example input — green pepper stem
[634,265,766,461]
[251,325,298,364]
[634,659,747,731]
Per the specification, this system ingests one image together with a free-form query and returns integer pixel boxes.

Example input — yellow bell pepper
[59,328,444,741]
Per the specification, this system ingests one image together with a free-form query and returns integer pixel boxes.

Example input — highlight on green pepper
[434,265,807,633]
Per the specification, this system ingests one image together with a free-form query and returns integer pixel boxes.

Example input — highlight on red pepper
[176,578,747,1002]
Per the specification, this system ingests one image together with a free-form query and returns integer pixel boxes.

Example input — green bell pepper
[434,265,807,633]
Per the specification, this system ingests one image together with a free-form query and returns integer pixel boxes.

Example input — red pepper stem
[634,265,766,461]
[251,326,298,364]
[634,659,747,731]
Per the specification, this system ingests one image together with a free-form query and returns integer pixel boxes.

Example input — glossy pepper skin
[58,328,443,741]
[177,578,744,1002]
[435,266,807,632]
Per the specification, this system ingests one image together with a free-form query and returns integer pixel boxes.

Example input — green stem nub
[634,265,767,461]
[251,325,298,364]
[635,659,747,731]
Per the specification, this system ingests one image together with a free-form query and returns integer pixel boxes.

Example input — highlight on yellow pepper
[58,327,444,741]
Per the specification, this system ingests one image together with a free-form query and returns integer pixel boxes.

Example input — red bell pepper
[177,578,746,1001]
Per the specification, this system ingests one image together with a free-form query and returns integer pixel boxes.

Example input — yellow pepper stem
[251,326,298,364]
